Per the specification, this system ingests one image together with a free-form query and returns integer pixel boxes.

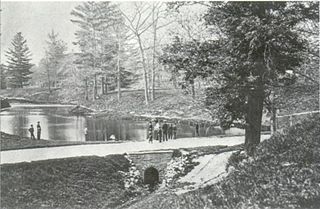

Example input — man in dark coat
[162,122,168,141]
[29,124,35,140]
[195,123,200,137]
[37,121,41,140]
[168,124,173,139]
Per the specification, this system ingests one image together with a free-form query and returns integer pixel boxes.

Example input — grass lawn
[1,155,131,209]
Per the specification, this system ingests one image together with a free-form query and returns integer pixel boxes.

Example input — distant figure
[147,121,153,143]
[29,124,35,140]
[37,121,41,140]
[172,122,177,139]
[162,122,168,141]
[84,127,88,140]
[168,124,173,140]
[154,120,160,141]
[195,123,200,137]
[158,121,163,142]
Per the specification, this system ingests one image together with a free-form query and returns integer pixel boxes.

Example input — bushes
[205,114,320,209]
[1,155,132,209]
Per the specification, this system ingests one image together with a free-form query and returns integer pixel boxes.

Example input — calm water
[0,104,220,141]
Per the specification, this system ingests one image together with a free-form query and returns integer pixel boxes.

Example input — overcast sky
[1,1,81,65]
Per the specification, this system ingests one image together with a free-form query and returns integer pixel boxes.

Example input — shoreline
[3,97,220,125]
[0,131,129,151]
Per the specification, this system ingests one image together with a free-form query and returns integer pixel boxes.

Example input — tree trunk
[105,76,108,94]
[101,76,105,95]
[117,41,121,101]
[94,73,97,100]
[245,84,264,156]
[151,4,158,101]
[190,79,195,99]
[270,90,277,134]
[46,66,52,93]
[137,35,149,105]
[85,77,89,101]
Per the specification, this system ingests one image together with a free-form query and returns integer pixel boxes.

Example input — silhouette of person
[29,124,35,140]
[195,123,200,137]
[37,121,41,140]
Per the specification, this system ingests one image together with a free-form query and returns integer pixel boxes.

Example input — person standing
[162,122,168,141]
[154,120,160,141]
[168,124,173,139]
[158,121,163,143]
[147,121,153,143]
[195,123,200,137]
[29,124,35,140]
[173,122,177,139]
[84,127,88,140]
[37,121,41,140]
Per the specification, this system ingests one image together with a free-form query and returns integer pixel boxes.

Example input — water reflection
[0,104,223,142]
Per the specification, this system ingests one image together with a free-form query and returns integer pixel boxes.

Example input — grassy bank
[123,115,320,209]
[1,155,131,209]
[0,132,122,151]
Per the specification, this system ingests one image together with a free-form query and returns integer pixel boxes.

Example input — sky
[0,1,207,66]
[1,1,81,65]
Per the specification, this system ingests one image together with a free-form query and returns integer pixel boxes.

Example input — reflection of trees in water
[2,106,224,141]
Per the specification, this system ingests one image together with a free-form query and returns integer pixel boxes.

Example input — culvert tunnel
[144,167,159,187]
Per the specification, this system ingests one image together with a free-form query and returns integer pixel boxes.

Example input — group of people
[147,120,177,143]
[28,121,41,140]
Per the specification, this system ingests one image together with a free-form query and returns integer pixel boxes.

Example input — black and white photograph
[0,1,319,208]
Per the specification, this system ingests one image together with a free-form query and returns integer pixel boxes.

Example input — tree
[161,37,220,99]
[164,2,318,155]
[5,32,33,88]
[71,1,120,100]
[120,2,155,105]
[44,30,67,91]
[204,2,318,154]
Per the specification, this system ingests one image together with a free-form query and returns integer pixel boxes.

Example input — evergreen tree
[44,30,67,90]
[5,32,33,88]
[71,1,121,100]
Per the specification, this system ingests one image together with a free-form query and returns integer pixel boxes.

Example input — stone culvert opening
[144,167,159,189]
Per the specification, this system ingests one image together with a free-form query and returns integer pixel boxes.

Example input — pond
[0,104,223,142]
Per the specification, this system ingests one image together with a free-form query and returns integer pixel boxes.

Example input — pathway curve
[175,151,234,194]
[0,135,270,164]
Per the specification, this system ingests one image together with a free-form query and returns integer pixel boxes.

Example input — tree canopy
[161,1,319,154]
[5,32,33,88]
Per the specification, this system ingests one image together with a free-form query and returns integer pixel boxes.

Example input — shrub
[203,115,320,209]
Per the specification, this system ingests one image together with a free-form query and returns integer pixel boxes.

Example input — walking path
[176,151,234,194]
[0,135,270,165]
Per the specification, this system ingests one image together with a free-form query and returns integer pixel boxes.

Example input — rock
[69,105,93,115]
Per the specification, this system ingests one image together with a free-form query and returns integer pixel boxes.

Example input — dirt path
[175,151,234,194]
[1,135,270,165]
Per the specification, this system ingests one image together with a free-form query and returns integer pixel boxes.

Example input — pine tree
[71,1,121,100]
[44,30,67,90]
[5,32,33,88]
